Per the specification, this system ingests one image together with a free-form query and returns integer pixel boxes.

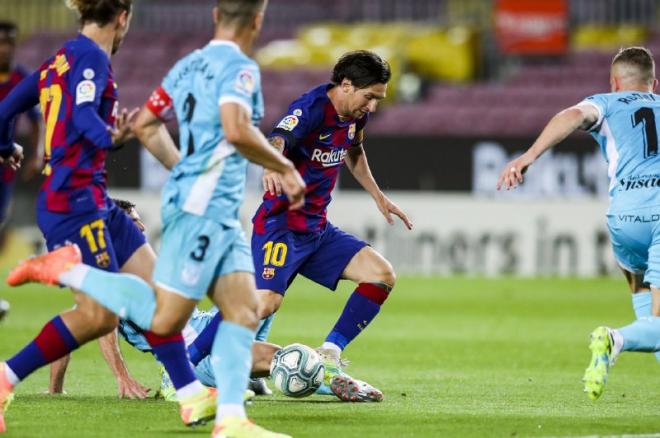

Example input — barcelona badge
[262,267,275,280]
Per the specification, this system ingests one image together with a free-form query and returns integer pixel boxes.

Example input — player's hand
[280,166,306,210]
[375,192,413,230]
[116,375,151,399]
[496,152,535,190]
[2,143,24,171]
[263,169,283,197]
[110,107,140,146]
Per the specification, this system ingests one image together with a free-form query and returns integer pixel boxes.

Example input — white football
[270,343,325,398]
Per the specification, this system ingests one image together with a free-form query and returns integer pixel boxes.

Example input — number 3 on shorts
[263,241,288,267]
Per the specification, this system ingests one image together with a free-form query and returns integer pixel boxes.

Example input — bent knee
[76,306,118,335]
[258,291,283,319]
[373,259,396,289]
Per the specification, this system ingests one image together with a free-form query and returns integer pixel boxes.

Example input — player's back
[161,41,263,226]
[36,34,117,214]
[584,91,660,212]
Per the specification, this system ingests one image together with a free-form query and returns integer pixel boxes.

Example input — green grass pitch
[0,276,659,437]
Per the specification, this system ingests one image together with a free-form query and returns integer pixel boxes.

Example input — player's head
[66,0,133,55]
[610,46,658,93]
[213,0,268,46]
[0,21,17,72]
[331,50,391,119]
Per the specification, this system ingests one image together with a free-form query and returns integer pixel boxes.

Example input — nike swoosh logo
[319,133,332,140]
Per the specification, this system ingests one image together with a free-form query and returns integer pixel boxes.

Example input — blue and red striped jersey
[36,33,117,214]
[253,83,368,234]
[0,65,39,183]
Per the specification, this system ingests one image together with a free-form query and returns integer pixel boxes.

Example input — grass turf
[0,276,659,437]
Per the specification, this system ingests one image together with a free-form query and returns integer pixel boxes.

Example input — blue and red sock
[6,315,79,382]
[144,331,196,390]
[188,312,222,366]
[325,283,390,350]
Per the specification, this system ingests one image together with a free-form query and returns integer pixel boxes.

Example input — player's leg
[0,176,13,323]
[295,224,385,401]
[619,268,660,362]
[583,212,660,399]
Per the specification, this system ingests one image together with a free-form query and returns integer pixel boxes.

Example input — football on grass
[270,343,325,397]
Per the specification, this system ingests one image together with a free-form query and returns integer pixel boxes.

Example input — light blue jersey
[582,92,660,213]
[582,91,660,285]
[161,40,264,227]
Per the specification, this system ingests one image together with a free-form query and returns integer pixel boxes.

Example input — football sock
[59,264,156,331]
[211,321,254,420]
[630,292,660,361]
[143,331,199,394]
[255,314,274,342]
[618,316,660,352]
[325,283,390,350]
[6,315,79,383]
[188,312,222,366]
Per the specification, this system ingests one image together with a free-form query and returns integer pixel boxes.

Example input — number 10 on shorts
[263,241,287,267]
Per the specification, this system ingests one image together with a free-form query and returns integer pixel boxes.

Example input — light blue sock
[60,264,156,330]
[619,316,660,352]
[211,321,254,408]
[630,292,660,362]
[255,314,274,342]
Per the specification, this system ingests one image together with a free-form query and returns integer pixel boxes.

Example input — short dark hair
[331,50,391,88]
[612,46,656,85]
[112,198,136,212]
[66,0,132,26]
[217,0,266,29]
[0,21,17,44]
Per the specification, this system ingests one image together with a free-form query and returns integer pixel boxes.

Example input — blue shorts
[37,199,147,273]
[607,206,660,287]
[0,179,14,226]
[153,205,253,301]
[251,222,367,294]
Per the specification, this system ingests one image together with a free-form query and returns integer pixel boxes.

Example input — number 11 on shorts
[262,241,287,267]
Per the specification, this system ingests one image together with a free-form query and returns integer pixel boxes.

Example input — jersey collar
[208,39,242,54]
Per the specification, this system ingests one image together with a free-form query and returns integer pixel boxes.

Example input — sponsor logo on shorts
[617,174,660,191]
[311,148,347,167]
[618,214,660,223]
[181,263,202,286]
[262,267,275,280]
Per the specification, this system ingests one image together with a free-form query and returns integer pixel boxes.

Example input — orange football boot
[7,245,81,287]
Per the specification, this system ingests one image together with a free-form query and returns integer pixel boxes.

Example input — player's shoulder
[287,84,331,119]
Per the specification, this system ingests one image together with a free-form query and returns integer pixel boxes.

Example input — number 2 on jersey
[633,107,659,158]
[263,241,288,267]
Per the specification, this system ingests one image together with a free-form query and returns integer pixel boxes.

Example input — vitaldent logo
[311,148,347,167]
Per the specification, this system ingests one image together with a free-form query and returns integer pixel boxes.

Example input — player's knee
[150,313,188,336]
[78,306,118,336]
[375,259,396,289]
[258,291,282,319]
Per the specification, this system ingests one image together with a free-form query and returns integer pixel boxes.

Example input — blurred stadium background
[2,0,659,277]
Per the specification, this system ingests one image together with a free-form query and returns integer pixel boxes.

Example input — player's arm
[497,103,599,190]
[0,70,39,168]
[98,329,151,399]
[221,102,305,209]
[70,52,137,150]
[262,135,286,196]
[345,132,412,230]
[133,86,180,170]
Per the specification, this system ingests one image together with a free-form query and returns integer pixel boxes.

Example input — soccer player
[0,0,215,431]
[9,1,305,436]
[497,46,660,400]
[186,51,412,403]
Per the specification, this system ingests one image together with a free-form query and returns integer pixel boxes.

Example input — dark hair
[331,50,391,88]
[612,46,655,84]
[217,0,266,29]
[0,21,17,44]
[66,0,132,26]
[112,198,136,212]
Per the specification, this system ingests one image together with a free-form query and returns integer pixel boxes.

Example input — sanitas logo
[618,174,660,191]
[311,148,347,167]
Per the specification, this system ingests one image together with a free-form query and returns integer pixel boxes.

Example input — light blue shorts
[153,207,254,301]
[607,206,660,287]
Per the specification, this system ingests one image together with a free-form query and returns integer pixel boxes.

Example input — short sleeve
[269,98,324,148]
[578,94,608,131]
[69,49,110,110]
[218,62,260,118]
